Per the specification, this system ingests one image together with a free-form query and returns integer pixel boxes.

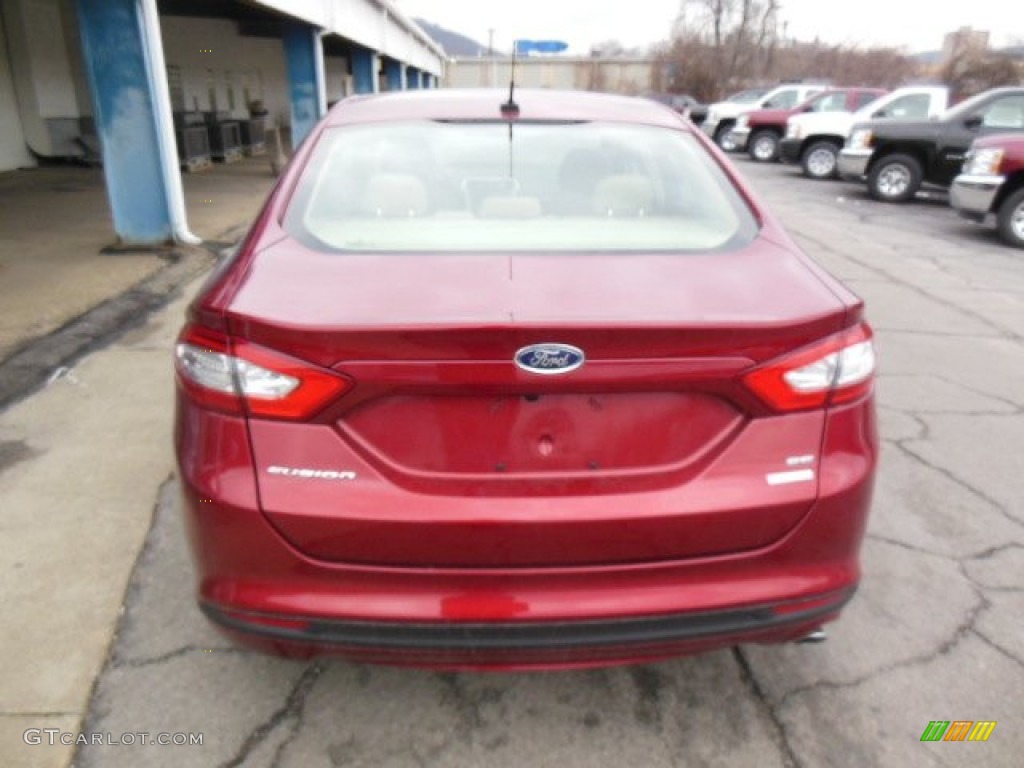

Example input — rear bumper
[780,138,802,164]
[177,399,877,668]
[950,174,1005,221]
[201,587,854,669]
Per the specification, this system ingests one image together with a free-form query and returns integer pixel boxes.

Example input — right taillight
[174,325,352,420]
[743,323,876,412]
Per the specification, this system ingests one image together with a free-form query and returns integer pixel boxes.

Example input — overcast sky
[393,0,1016,55]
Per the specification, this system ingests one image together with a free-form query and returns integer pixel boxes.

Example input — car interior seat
[359,173,430,218]
[591,174,656,217]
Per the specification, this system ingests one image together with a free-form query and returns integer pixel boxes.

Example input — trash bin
[203,111,243,163]
[239,117,266,156]
[174,112,212,172]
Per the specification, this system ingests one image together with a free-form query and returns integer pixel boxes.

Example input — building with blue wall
[0,0,445,244]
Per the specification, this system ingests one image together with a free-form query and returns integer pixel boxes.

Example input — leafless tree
[941,51,1022,100]
[773,43,916,88]
[690,0,781,88]
[657,0,917,100]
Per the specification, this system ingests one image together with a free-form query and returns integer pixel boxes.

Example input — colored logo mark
[920,721,996,742]
[514,343,585,375]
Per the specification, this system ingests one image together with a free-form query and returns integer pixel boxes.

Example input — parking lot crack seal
[793,230,1023,343]
[970,628,1024,669]
[931,375,1024,413]
[865,533,956,560]
[884,438,1023,531]
[732,648,802,768]
[219,662,324,768]
[438,674,485,737]
[964,542,1024,561]
[112,645,250,669]
[777,594,987,708]
[878,407,931,442]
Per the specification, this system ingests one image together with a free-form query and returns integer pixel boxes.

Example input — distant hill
[415,19,497,57]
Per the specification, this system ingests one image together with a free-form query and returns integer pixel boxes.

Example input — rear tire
[714,122,737,152]
[748,129,780,162]
[996,187,1024,249]
[867,153,922,203]
[800,140,840,179]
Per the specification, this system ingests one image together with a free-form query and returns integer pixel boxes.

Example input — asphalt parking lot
[45,157,1024,768]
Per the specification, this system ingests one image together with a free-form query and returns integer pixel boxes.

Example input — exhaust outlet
[796,629,827,644]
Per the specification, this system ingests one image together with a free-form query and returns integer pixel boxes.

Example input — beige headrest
[592,174,655,216]
[360,173,428,217]
[478,195,542,219]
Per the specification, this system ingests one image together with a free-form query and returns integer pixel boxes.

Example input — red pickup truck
[951,133,1024,249]
[729,88,886,162]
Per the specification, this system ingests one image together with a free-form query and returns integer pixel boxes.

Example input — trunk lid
[232,237,848,567]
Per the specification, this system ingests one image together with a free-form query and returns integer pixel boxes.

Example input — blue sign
[514,39,569,55]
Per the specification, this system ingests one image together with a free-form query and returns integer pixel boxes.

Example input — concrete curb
[0,266,218,768]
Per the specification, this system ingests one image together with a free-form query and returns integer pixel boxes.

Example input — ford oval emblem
[514,343,585,375]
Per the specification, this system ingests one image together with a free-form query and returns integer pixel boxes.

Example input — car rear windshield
[283,120,758,253]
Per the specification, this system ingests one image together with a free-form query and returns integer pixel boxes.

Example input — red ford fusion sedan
[174,89,878,670]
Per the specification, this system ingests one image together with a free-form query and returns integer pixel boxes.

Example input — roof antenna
[501,40,520,117]
[500,39,567,117]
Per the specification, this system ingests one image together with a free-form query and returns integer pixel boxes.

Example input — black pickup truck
[837,87,1024,202]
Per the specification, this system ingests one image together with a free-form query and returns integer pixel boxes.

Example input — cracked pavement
[72,161,1023,767]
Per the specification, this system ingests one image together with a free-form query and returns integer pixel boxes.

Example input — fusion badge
[514,343,585,375]
[267,466,357,481]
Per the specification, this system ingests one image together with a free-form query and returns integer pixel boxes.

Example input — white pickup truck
[701,83,827,151]
[780,86,950,179]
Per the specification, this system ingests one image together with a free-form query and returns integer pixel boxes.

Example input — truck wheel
[749,130,780,162]
[714,123,737,152]
[801,140,840,179]
[867,153,922,203]
[996,187,1024,249]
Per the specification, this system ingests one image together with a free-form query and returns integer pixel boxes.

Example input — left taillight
[174,325,352,420]
[743,323,876,412]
